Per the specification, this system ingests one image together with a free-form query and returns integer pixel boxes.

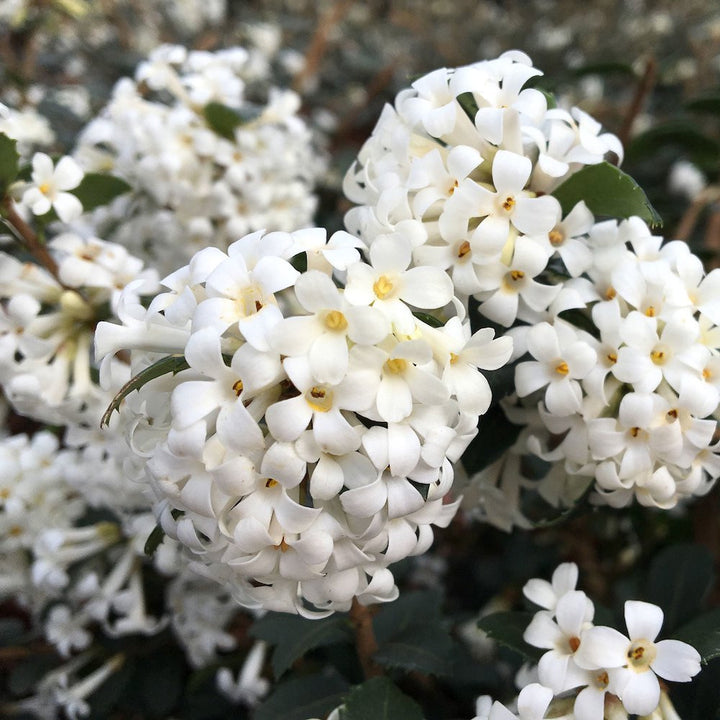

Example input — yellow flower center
[449,352,460,365]
[457,241,471,260]
[274,537,291,552]
[384,358,408,375]
[626,639,657,671]
[324,310,348,332]
[501,195,516,212]
[568,636,581,653]
[38,182,51,195]
[606,352,618,364]
[555,361,569,375]
[594,671,609,690]
[373,275,395,300]
[265,479,278,488]
[306,385,334,412]
[605,286,617,300]
[645,305,656,318]
[549,229,564,246]
[232,379,244,396]
[650,349,667,365]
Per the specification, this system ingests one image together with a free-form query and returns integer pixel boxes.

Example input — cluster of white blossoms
[341,50,720,523]
[0,228,158,425]
[73,42,326,275]
[95,225,512,615]
[479,562,701,720]
[465,215,720,523]
[343,50,622,329]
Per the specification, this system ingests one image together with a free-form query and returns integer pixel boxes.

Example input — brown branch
[292,0,355,95]
[349,597,383,679]
[673,186,720,243]
[617,57,657,149]
[1,198,61,281]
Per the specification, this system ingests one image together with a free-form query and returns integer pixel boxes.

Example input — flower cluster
[464,216,720,525]
[74,43,326,274]
[95,226,512,615]
[343,51,720,523]
[0,230,158,425]
[343,50,622,328]
[507,562,700,719]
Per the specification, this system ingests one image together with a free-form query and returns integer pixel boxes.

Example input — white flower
[22,153,84,222]
[523,562,579,613]
[515,321,596,416]
[487,683,554,720]
[523,590,594,693]
[216,641,270,706]
[574,601,701,716]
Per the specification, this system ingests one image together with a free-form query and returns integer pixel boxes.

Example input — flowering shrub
[0,30,718,720]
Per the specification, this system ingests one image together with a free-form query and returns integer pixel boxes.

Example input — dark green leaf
[8,655,61,696]
[476,611,542,662]
[203,102,260,140]
[535,88,557,110]
[254,670,349,720]
[144,523,165,557]
[456,92,479,122]
[628,122,720,166]
[137,651,185,717]
[552,162,662,227]
[101,354,189,427]
[460,403,522,475]
[0,133,20,196]
[250,613,353,678]
[342,677,424,720]
[685,95,720,115]
[374,624,454,676]
[71,173,131,212]
[373,589,443,644]
[671,656,720,720]
[412,311,444,328]
[557,308,600,340]
[673,609,720,664]
[645,543,714,633]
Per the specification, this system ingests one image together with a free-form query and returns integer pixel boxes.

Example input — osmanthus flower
[74,43,326,275]
[515,320,597,416]
[0,235,158,426]
[95,226,506,615]
[21,153,84,223]
[523,590,594,693]
[574,601,701,716]
[485,683,554,720]
[444,150,560,257]
[343,50,620,332]
[523,562,580,614]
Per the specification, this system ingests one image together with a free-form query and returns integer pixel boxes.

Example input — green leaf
[412,311,444,328]
[645,543,714,633]
[373,589,443,644]
[0,133,20,196]
[557,307,600,340]
[71,173,131,212]
[551,162,662,227]
[460,403,522,475]
[144,510,182,557]
[627,121,720,166]
[476,611,542,662]
[250,613,353,678]
[254,670,350,720]
[342,677,424,720]
[686,94,720,115]
[373,624,454,676]
[203,102,260,140]
[456,92,479,122]
[101,354,189,427]
[137,651,186,717]
[673,609,720,664]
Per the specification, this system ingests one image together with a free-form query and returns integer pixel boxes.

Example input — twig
[618,57,657,149]
[674,187,720,243]
[292,0,355,95]
[349,597,383,679]
[1,198,61,281]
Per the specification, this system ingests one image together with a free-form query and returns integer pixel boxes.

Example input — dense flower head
[95,226,512,615]
[74,43,326,275]
[464,215,720,526]
[343,51,622,328]
[0,234,158,425]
